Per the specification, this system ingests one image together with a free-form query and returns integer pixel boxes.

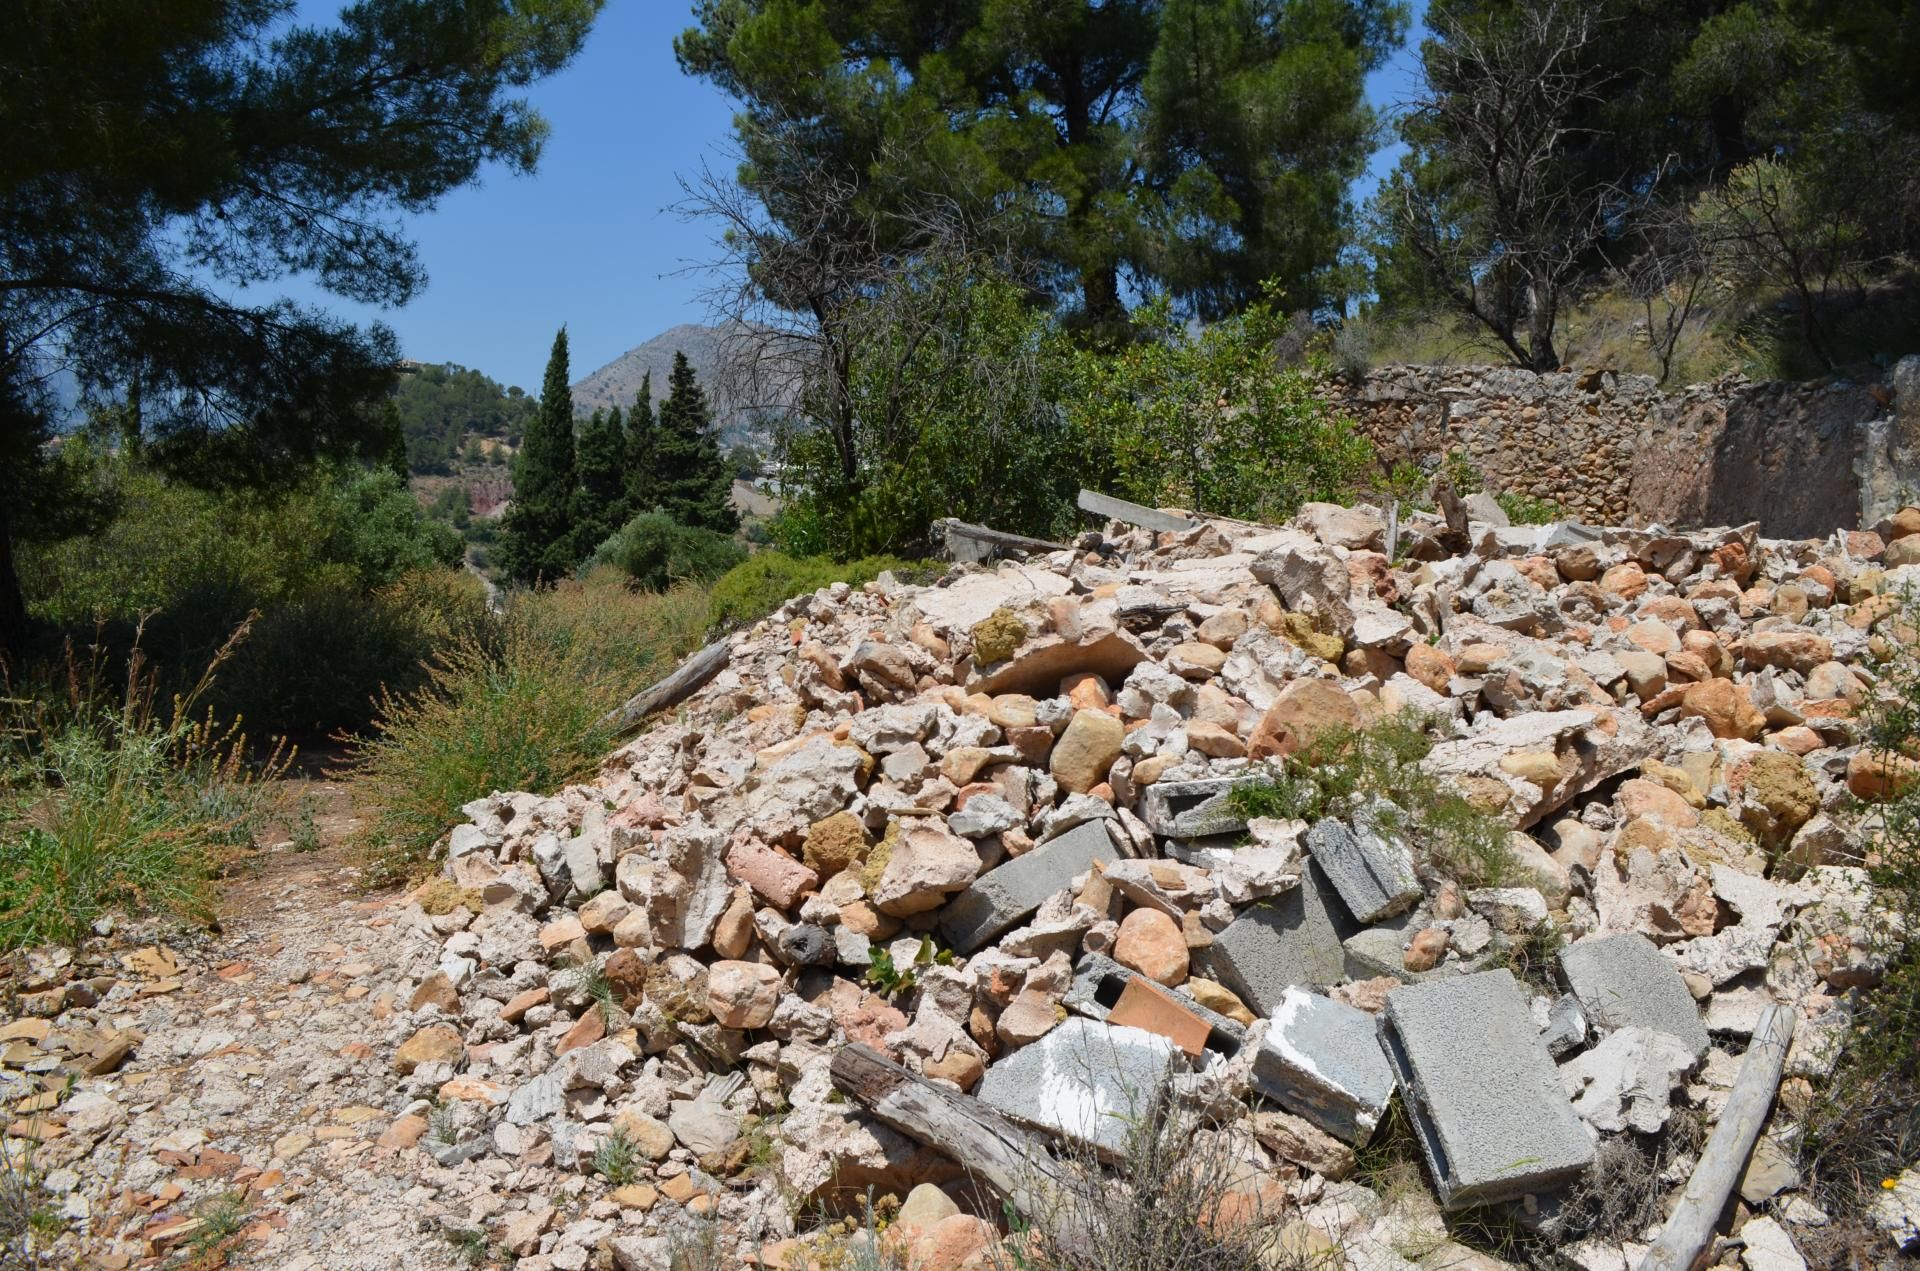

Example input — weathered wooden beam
[600,638,732,733]
[936,518,1069,563]
[1640,1005,1797,1271]
[829,1044,1077,1230]
[1076,489,1197,534]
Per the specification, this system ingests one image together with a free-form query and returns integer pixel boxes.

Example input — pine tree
[500,326,579,585]
[626,371,656,514]
[654,353,738,534]
[572,403,629,558]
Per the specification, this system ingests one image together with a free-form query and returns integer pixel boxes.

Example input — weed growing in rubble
[863,936,955,998]
[593,1127,642,1186]
[187,1190,251,1259]
[1800,591,1920,1244]
[0,1144,61,1269]
[345,577,707,883]
[1227,710,1514,886]
[1004,1085,1319,1271]
[666,1216,725,1271]
[1498,917,1565,994]
[0,624,284,948]
[443,1226,490,1267]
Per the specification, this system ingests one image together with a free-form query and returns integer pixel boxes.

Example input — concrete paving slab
[1558,932,1710,1059]
[1201,860,1358,1011]
[1382,969,1595,1208]
[940,820,1115,953]
[1252,987,1397,1143]
[1306,815,1420,923]
[977,1017,1176,1156]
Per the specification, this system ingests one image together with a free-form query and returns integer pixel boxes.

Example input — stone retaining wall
[1325,359,1920,539]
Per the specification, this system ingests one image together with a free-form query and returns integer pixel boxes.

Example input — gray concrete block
[1542,995,1589,1058]
[1252,987,1397,1144]
[940,820,1116,953]
[1382,969,1595,1209]
[1065,953,1246,1057]
[1137,778,1248,839]
[1558,932,1709,1060]
[1077,488,1197,533]
[1201,859,1357,1011]
[977,1017,1177,1156]
[1306,815,1420,924]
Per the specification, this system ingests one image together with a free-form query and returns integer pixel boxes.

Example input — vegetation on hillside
[395,363,533,475]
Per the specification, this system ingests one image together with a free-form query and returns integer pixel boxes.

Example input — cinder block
[1381,970,1595,1208]
[977,1017,1176,1156]
[1064,952,1244,1057]
[1306,815,1420,923]
[1558,932,1709,1059]
[940,820,1115,953]
[1252,988,1397,1143]
[1137,778,1247,839]
[1202,859,1357,1012]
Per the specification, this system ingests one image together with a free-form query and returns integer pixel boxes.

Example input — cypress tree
[625,371,656,513]
[500,326,579,584]
[654,352,738,533]
[572,404,629,558]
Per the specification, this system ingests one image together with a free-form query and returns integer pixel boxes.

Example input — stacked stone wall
[1324,364,1903,538]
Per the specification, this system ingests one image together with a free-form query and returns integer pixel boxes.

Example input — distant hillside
[570,321,795,446]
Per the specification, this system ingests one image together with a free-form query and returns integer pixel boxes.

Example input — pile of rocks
[32,494,1920,1269]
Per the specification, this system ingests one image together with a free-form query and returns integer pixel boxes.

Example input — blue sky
[277,2,1426,392]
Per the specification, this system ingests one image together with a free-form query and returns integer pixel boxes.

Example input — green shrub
[706,552,940,630]
[774,269,1081,559]
[0,630,282,948]
[1228,710,1514,886]
[212,568,493,737]
[585,511,746,592]
[1495,491,1571,525]
[346,576,710,882]
[1068,285,1375,523]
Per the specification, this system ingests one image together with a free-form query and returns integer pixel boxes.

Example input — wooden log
[1076,488,1197,533]
[599,638,732,733]
[937,518,1069,564]
[1640,1005,1797,1271]
[829,1044,1077,1232]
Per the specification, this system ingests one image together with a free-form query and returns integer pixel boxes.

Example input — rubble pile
[24,496,1920,1269]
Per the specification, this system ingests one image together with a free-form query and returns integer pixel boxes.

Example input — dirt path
[4,768,483,1269]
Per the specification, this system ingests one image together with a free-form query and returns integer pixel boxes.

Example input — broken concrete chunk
[1202,860,1357,1012]
[1381,969,1595,1208]
[1558,932,1710,1059]
[1305,815,1420,924]
[940,820,1116,954]
[1558,1026,1694,1134]
[976,1017,1177,1157]
[1136,777,1248,839]
[1251,988,1397,1144]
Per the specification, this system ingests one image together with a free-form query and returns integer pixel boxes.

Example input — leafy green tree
[572,404,630,556]
[778,269,1078,559]
[501,328,581,584]
[583,511,746,591]
[1692,156,1862,371]
[1068,285,1374,522]
[676,0,1406,328]
[1141,0,1404,316]
[625,372,656,512]
[654,354,738,535]
[1,0,600,656]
